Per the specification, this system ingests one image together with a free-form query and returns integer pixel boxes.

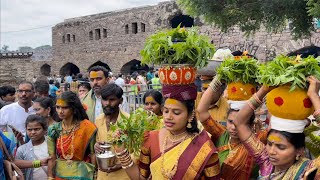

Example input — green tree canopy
[176,0,320,39]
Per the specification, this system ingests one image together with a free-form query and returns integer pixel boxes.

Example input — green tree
[176,0,320,39]
[1,45,9,52]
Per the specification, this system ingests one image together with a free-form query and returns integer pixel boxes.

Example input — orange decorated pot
[227,82,256,101]
[266,85,314,120]
[158,64,197,85]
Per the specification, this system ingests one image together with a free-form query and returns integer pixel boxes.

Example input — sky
[0,0,168,51]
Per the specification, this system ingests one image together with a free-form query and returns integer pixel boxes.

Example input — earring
[296,154,301,161]
[187,110,195,129]
[187,119,192,128]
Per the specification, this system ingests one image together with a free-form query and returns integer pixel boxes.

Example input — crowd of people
[0,59,319,180]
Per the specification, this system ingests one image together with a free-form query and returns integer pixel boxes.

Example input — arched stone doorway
[60,62,80,76]
[88,61,111,71]
[120,59,149,75]
[287,45,320,58]
[170,14,194,28]
[40,64,51,76]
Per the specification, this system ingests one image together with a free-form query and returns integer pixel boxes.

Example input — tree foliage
[176,0,320,39]
[1,45,9,53]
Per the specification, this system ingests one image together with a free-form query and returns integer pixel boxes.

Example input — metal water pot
[96,144,117,171]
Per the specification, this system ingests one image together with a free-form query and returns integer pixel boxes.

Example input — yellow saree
[139,130,220,179]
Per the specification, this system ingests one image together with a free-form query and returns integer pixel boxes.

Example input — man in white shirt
[0,81,35,135]
[115,74,125,88]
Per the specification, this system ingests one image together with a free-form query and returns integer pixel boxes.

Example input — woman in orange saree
[114,84,221,179]
[47,92,97,180]
[197,76,269,179]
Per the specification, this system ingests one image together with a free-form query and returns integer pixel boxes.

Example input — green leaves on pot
[257,55,320,91]
[110,108,161,156]
[140,25,215,69]
[216,57,259,84]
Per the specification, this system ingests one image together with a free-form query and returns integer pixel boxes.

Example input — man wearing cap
[195,49,232,125]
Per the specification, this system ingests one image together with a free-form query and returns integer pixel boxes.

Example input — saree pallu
[243,134,320,179]
[304,123,320,158]
[216,132,255,180]
[48,119,97,180]
[139,130,220,179]
[203,116,259,180]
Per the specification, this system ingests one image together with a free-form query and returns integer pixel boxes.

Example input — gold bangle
[115,149,128,156]
[209,76,222,92]
[249,97,260,109]
[122,160,134,169]
[313,109,320,117]
[253,93,263,105]
[247,101,256,111]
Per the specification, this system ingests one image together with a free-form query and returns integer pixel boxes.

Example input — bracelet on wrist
[115,149,128,156]
[313,109,320,117]
[253,93,263,104]
[122,160,134,169]
[32,160,41,168]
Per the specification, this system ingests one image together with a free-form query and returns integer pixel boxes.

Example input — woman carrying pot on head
[233,76,320,179]
[197,76,267,180]
[113,84,221,179]
[47,91,97,180]
[33,97,60,127]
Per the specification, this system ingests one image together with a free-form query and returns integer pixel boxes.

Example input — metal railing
[58,82,162,113]
[122,84,162,112]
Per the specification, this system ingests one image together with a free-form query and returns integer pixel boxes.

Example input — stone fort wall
[51,1,320,75]
[1,1,319,85]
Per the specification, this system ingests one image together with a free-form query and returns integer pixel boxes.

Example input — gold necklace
[60,123,77,167]
[62,121,77,134]
[161,133,189,179]
[227,137,240,159]
[167,131,188,143]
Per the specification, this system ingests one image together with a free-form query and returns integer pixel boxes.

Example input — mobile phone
[8,125,24,137]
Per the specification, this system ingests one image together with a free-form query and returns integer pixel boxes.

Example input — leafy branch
[109,108,161,156]
[216,57,259,84]
[258,55,320,91]
[140,25,215,68]
[176,0,318,39]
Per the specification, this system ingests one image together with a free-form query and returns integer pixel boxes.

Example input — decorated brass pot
[227,81,256,101]
[158,64,196,85]
[266,85,314,120]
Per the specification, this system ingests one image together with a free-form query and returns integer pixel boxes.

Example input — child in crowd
[14,114,51,180]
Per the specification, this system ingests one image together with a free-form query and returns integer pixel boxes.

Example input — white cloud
[0,0,168,50]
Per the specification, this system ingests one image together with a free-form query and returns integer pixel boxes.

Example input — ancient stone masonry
[51,1,203,75]
[1,1,319,84]
[0,52,33,59]
[52,1,320,75]
[0,52,55,86]
[0,53,34,86]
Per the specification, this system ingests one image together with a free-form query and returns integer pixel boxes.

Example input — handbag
[0,136,24,180]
